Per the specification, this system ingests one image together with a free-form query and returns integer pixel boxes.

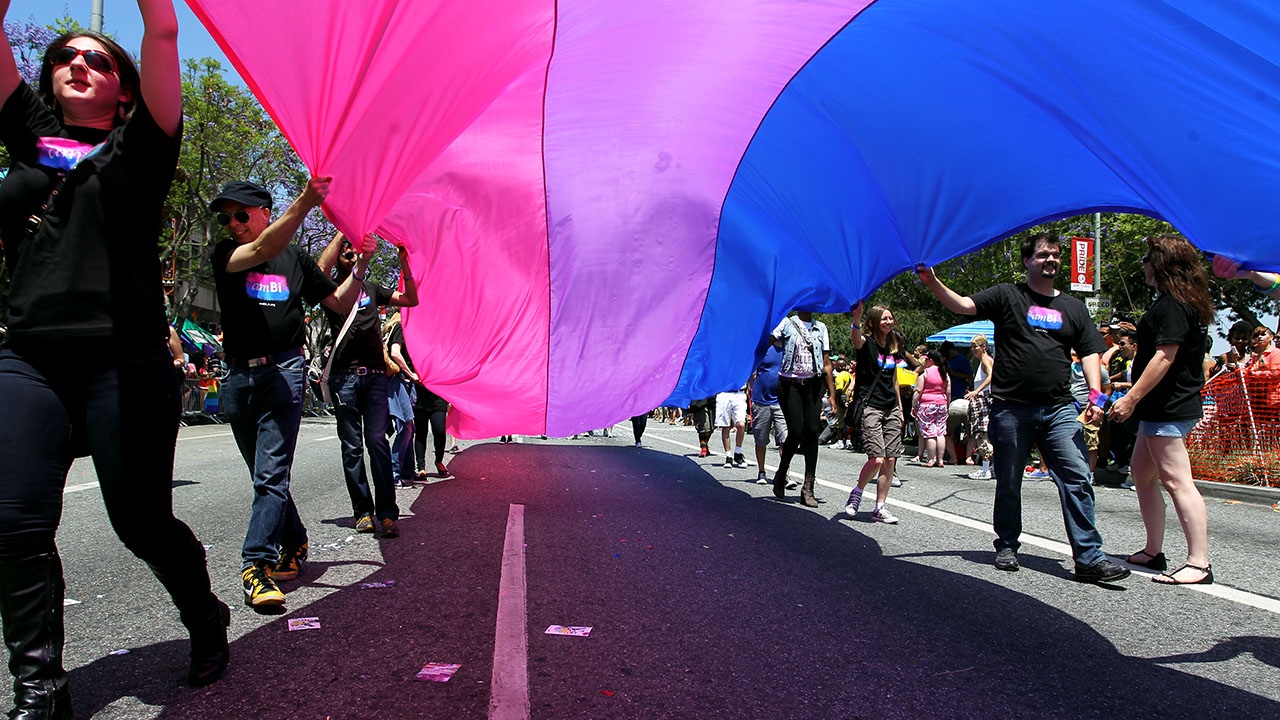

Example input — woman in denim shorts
[1109,235,1215,585]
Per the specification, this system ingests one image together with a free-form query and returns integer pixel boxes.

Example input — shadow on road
[70,443,1279,719]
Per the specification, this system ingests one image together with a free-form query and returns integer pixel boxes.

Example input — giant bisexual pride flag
[187,0,1280,438]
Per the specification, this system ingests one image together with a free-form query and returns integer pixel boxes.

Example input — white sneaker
[872,506,899,524]
[785,477,799,490]
[724,456,733,468]
[635,442,642,448]
[756,472,769,485]
[968,469,992,480]
[891,476,902,487]
[845,487,863,517]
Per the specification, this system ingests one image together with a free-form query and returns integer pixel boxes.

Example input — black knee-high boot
[0,552,72,720]
[144,537,229,687]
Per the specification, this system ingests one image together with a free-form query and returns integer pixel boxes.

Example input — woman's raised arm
[137,0,181,136]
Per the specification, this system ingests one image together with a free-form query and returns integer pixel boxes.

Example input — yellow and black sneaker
[355,514,376,534]
[379,518,400,539]
[242,563,285,607]
[272,543,309,582]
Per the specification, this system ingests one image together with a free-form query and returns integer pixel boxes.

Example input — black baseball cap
[210,181,273,212]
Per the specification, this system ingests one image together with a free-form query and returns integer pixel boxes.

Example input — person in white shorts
[716,386,749,468]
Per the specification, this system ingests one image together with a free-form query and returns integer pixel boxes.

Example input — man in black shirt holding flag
[917,233,1129,583]
[210,178,375,609]
[318,233,418,540]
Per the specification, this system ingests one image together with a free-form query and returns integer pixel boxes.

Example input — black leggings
[631,415,647,443]
[414,406,447,468]
[0,342,214,622]
[778,376,824,477]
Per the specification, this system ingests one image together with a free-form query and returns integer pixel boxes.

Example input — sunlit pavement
[53,418,1280,719]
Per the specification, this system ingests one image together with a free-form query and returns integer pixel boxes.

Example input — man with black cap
[317,232,418,540]
[210,176,376,609]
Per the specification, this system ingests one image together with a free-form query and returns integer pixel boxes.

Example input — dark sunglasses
[215,210,253,226]
[48,46,118,75]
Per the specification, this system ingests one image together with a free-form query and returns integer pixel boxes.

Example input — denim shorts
[1139,419,1198,438]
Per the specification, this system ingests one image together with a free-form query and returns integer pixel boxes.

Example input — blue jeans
[221,354,309,568]
[988,401,1105,565]
[328,372,399,521]
[390,417,415,480]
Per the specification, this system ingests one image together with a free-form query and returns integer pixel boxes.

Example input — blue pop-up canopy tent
[926,320,995,344]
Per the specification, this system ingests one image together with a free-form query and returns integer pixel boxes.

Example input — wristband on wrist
[352,270,365,282]
[1252,273,1280,294]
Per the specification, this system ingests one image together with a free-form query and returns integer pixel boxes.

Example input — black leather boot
[772,467,788,499]
[0,552,73,720]
[801,475,819,507]
[145,537,229,687]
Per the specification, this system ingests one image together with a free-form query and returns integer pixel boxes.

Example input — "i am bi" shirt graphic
[1026,306,1064,331]
[246,272,290,302]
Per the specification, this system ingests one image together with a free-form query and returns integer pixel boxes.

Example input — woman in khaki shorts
[845,303,920,523]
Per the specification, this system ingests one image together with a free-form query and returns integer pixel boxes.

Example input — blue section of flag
[665,1,1280,406]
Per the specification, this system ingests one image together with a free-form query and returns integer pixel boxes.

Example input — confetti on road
[359,580,398,589]
[546,625,592,637]
[108,649,130,656]
[600,690,616,696]
[63,599,80,607]
[287,617,321,632]
[416,663,461,682]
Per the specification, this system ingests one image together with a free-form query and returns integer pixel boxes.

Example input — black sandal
[1125,550,1168,571]
[1153,563,1213,585]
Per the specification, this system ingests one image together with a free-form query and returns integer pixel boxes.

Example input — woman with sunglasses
[0,2,229,715]
[1108,236,1215,585]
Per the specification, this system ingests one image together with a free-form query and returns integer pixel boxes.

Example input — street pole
[1093,212,1102,294]
[91,0,104,33]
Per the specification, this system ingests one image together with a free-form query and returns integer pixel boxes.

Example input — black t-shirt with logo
[211,242,336,359]
[0,81,179,351]
[855,335,903,411]
[321,278,392,371]
[1133,294,1205,422]
[971,283,1105,405]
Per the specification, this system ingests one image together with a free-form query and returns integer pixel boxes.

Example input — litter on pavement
[545,625,592,637]
[287,617,321,632]
[359,580,397,589]
[416,663,461,682]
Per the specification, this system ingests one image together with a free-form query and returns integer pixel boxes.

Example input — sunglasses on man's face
[48,46,118,75]
[215,210,253,226]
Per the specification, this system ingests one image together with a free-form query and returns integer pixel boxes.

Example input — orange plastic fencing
[1188,369,1280,487]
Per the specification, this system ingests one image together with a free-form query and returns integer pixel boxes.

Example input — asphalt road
[48,417,1280,719]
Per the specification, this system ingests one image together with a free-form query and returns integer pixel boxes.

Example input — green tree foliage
[163,59,400,317]
[818,212,1278,350]
[162,57,310,319]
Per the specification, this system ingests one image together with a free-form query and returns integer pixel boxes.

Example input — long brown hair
[863,305,900,353]
[1146,235,1214,325]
